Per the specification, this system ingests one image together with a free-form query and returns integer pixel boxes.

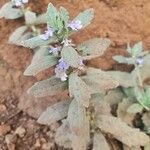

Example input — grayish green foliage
[113,55,135,65]
[33,13,47,25]
[67,99,90,150]
[0,2,23,19]
[21,36,58,48]
[27,77,67,97]
[83,68,134,93]
[73,8,94,28]
[9,26,28,45]
[46,3,59,30]
[61,46,81,68]
[134,87,150,110]
[127,103,143,114]
[55,120,72,148]
[93,132,110,150]
[69,73,91,107]
[95,115,150,147]
[25,10,37,25]
[37,100,71,125]
[24,47,57,76]
[59,7,69,26]
[78,38,111,60]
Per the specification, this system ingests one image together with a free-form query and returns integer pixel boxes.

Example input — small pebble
[15,126,26,138]
[0,124,11,136]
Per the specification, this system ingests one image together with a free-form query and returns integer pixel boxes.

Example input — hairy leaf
[55,120,72,148]
[127,103,143,114]
[9,26,28,45]
[95,115,150,147]
[0,2,23,19]
[73,8,94,28]
[67,100,90,150]
[25,10,37,25]
[84,68,134,89]
[104,89,124,105]
[46,3,58,29]
[93,132,110,150]
[131,42,143,57]
[60,7,69,26]
[78,38,111,59]
[34,13,47,25]
[38,100,70,125]
[82,70,119,92]
[142,112,150,133]
[113,55,135,65]
[117,98,135,125]
[144,143,150,150]
[24,47,57,76]
[21,36,58,49]
[27,76,67,97]
[134,87,150,110]
[61,46,81,68]
[90,94,111,116]
[69,73,91,107]
[123,145,141,150]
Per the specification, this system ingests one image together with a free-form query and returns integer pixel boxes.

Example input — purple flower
[67,20,82,31]
[55,67,68,81]
[39,27,54,41]
[12,0,28,6]
[49,47,61,54]
[55,58,70,81]
[136,57,144,66]
[58,58,69,70]
[79,56,84,66]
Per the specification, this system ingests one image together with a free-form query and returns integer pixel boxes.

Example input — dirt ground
[0,0,150,149]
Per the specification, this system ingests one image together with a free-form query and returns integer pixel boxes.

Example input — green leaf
[21,36,58,49]
[127,103,143,114]
[78,38,111,60]
[67,99,90,150]
[69,73,91,107]
[144,143,150,150]
[93,132,110,150]
[113,55,135,65]
[34,13,47,25]
[9,26,28,45]
[95,115,150,147]
[90,94,111,116]
[0,2,23,19]
[83,68,134,93]
[25,10,37,25]
[60,7,69,26]
[24,47,57,76]
[61,46,81,68]
[46,3,58,29]
[55,120,72,148]
[131,42,143,57]
[27,76,67,97]
[104,71,135,88]
[142,112,150,134]
[117,98,135,125]
[134,87,150,110]
[73,8,94,28]
[104,89,124,105]
[37,100,70,125]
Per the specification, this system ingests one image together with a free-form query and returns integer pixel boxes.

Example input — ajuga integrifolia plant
[1,1,150,149]
[0,0,47,45]
[18,3,150,150]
